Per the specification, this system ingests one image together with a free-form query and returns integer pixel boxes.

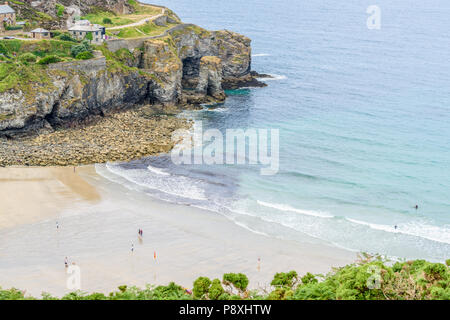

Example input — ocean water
[98,0,450,261]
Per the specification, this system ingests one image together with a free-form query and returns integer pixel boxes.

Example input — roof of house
[31,28,50,33]
[0,4,15,14]
[69,24,103,32]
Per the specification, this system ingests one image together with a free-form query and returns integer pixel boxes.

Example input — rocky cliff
[0,22,264,137]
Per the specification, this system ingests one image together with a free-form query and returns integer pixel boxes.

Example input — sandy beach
[0,165,356,297]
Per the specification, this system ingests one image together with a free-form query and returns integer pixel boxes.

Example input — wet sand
[0,167,100,229]
[0,166,356,297]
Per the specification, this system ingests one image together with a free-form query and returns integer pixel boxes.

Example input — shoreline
[0,105,192,167]
[0,165,356,297]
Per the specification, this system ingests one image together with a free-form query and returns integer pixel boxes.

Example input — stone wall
[48,57,106,74]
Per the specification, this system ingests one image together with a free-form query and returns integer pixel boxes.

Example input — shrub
[76,51,94,60]
[0,42,8,55]
[57,34,77,42]
[18,53,36,63]
[37,55,61,65]
[208,279,225,300]
[301,272,318,285]
[267,288,294,300]
[271,271,298,288]
[85,32,93,43]
[193,277,211,299]
[71,41,91,58]
[223,273,249,292]
[103,18,113,24]
[56,4,65,17]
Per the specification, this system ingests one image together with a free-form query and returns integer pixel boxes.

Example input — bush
[5,25,22,31]
[301,272,318,285]
[56,4,65,17]
[76,51,94,60]
[103,18,113,24]
[208,279,225,300]
[71,41,91,58]
[1,259,449,300]
[271,271,298,288]
[0,42,8,56]
[223,273,249,292]
[193,277,211,299]
[37,55,61,65]
[18,53,36,63]
[57,34,77,42]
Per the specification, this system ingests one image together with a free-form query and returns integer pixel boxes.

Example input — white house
[0,2,16,31]
[68,23,105,44]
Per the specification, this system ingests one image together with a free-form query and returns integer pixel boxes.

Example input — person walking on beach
[64,257,69,268]
[131,242,134,253]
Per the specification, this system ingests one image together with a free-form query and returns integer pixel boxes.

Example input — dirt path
[107,8,166,30]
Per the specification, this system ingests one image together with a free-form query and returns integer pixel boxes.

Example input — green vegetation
[76,51,94,60]
[37,55,61,65]
[85,32,93,43]
[56,4,65,17]
[0,38,95,100]
[18,52,36,63]
[107,22,176,39]
[0,258,449,300]
[127,1,162,16]
[81,3,164,29]
[5,25,23,31]
[70,40,92,58]
[55,33,77,42]
[81,10,134,28]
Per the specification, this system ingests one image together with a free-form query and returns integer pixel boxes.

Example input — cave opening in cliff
[182,57,201,89]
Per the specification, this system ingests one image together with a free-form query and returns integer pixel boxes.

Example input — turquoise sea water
[100,0,450,260]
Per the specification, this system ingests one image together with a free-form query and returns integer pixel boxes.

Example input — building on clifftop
[69,21,106,44]
[0,2,15,29]
[31,28,51,40]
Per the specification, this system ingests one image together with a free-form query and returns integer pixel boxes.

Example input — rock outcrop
[0,22,264,136]
[196,56,225,101]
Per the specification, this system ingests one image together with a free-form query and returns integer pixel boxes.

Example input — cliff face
[0,24,262,136]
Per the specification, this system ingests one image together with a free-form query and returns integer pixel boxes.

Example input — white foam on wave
[104,163,207,201]
[252,53,271,57]
[258,74,287,81]
[206,107,229,113]
[147,165,170,176]
[346,218,450,245]
[257,200,334,218]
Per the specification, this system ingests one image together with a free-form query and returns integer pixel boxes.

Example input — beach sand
[0,166,356,297]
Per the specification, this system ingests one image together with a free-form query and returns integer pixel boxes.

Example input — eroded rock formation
[0,23,264,136]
